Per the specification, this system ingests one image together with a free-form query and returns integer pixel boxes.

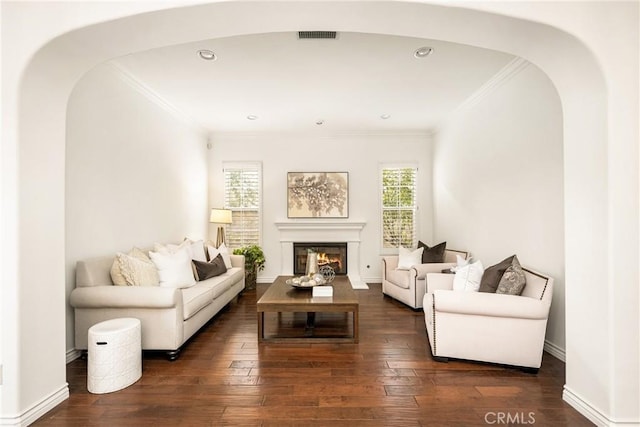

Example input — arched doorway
[3,1,636,424]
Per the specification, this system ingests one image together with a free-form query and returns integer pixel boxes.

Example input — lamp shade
[209,208,233,224]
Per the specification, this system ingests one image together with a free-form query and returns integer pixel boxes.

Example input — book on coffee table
[312,286,333,297]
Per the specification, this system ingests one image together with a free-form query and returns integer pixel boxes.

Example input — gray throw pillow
[479,255,515,293]
[192,254,227,281]
[418,241,447,263]
[496,256,527,295]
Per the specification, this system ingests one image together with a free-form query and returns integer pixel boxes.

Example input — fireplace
[293,242,347,276]
[275,221,366,288]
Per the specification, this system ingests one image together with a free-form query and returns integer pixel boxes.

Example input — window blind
[381,165,418,249]
[223,163,262,249]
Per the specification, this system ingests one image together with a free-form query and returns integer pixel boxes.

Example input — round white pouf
[87,318,142,394]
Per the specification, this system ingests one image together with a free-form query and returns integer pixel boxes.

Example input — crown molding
[454,57,531,114]
[209,130,434,139]
[107,61,208,137]
[432,56,530,135]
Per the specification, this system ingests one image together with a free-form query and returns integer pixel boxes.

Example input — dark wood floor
[36,283,592,426]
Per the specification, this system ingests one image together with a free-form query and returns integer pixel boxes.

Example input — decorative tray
[286,267,335,289]
[287,280,318,289]
[286,274,327,288]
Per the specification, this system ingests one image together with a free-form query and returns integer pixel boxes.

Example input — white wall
[207,132,434,282]
[433,61,565,351]
[65,63,209,354]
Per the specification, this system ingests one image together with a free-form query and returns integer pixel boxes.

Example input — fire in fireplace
[293,242,347,276]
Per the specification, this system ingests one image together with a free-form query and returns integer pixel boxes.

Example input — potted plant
[232,245,265,290]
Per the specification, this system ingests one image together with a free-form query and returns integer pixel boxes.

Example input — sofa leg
[521,366,539,374]
[166,350,180,361]
[432,355,449,363]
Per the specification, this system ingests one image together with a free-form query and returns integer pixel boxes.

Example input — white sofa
[423,267,553,371]
[381,249,468,309]
[70,251,245,360]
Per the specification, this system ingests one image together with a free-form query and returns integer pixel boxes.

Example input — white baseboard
[563,386,612,426]
[543,340,566,362]
[0,384,69,426]
[563,386,640,426]
[66,348,81,364]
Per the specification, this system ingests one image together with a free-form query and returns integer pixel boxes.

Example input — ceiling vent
[298,31,337,39]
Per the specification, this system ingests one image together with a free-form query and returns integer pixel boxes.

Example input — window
[223,162,262,249]
[381,165,418,249]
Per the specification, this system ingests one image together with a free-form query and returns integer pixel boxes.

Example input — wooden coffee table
[257,275,359,343]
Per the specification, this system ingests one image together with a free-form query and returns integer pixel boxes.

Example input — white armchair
[423,267,553,372]
[381,249,469,309]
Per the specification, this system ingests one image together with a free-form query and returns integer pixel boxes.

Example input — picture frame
[287,172,349,218]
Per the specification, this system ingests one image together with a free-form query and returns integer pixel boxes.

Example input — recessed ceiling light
[197,49,217,61]
[380,114,391,120]
[247,115,258,120]
[414,47,433,58]
[316,119,325,126]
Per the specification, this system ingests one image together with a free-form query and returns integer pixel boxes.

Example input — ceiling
[112,31,514,133]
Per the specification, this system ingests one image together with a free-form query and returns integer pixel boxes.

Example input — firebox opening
[293,242,347,276]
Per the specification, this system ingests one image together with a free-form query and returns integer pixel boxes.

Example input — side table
[87,317,142,394]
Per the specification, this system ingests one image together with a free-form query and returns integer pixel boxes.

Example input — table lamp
[209,208,232,247]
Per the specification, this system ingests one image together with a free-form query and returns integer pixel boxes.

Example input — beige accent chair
[423,267,553,372]
[381,249,469,309]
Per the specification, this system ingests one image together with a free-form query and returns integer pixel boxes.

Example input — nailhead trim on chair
[429,267,548,361]
[431,293,437,356]
[411,266,419,307]
[522,267,550,300]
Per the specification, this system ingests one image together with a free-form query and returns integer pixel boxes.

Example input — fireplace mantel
[274,221,367,288]
[275,221,366,242]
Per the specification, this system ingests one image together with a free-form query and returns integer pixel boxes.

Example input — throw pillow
[110,247,153,286]
[154,240,188,255]
[205,241,216,261]
[450,254,470,273]
[479,255,516,293]
[186,239,207,262]
[149,246,196,288]
[452,260,484,292]
[217,242,232,269]
[193,254,228,281]
[155,239,207,262]
[418,241,447,263]
[396,246,424,270]
[496,256,527,295]
[117,252,160,286]
[207,242,232,269]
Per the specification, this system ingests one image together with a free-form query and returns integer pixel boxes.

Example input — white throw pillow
[154,241,181,255]
[218,243,233,269]
[206,243,218,261]
[396,246,424,270]
[111,247,155,286]
[452,260,484,292]
[207,242,232,269]
[186,239,207,262]
[117,252,160,286]
[154,239,207,263]
[450,254,470,273]
[149,247,196,288]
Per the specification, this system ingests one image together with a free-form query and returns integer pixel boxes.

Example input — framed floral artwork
[287,172,349,218]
